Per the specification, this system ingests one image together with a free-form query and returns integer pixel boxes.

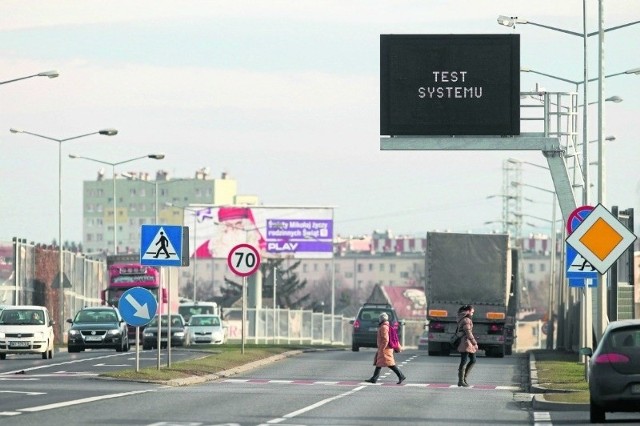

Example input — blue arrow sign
[119,287,158,327]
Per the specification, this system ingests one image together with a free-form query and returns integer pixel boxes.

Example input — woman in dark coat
[365,312,406,384]
[456,304,478,387]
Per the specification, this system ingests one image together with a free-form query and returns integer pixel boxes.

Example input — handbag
[450,320,463,348]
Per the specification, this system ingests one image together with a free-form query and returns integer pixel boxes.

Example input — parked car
[582,319,640,423]
[350,302,402,352]
[0,305,55,360]
[67,306,130,353]
[417,328,429,350]
[142,314,187,349]
[187,314,225,345]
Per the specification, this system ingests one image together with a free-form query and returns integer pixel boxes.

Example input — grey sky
[1,0,638,245]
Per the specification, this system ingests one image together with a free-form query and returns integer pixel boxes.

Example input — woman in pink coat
[456,304,478,387]
[365,312,406,384]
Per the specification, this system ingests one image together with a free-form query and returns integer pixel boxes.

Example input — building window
[368,263,373,271]
[379,264,385,272]
[345,272,353,278]
[400,271,409,278]
[335,263,340,273]
[129,188,137,196]
[390,264,396,273]
[303,264,308,273]
[528,264,535,273]
[86,234,93,242]
[357,264,363,273]
[540,263,546,272]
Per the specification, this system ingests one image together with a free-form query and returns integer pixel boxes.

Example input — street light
[0,70,59,85]
[69,153,165,254]
[9,127,118,338]
[501,9,640,355]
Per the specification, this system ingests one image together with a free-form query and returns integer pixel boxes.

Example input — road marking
[93,363,130,367]
[18,389,156,413]
[222,378,518,390]
[0,412,21,416]
[0,352,131,376]
[534,411,552,424]
[266,385,366,424]
[0,390,45,395]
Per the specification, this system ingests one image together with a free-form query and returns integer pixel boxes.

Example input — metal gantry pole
[58,141,64,338]
[112,165,117,253]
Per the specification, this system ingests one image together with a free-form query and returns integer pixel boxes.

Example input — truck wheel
[0,353,5,360]
[351,343,359,352]
[505,345,513,355]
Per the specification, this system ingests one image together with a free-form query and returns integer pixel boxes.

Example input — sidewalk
[529,351,589,411]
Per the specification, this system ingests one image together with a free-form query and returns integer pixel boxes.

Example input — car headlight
[35,332,45,340]
[173,331,184,338]
[0,332,5,339]
[69,330,80,336]
[107,329,121,336]
[143,331,154,337]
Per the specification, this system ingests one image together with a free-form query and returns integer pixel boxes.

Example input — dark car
[142,314,187,350]
[67,306,130,353]
[582,319,640,423]
[350,303,402,352]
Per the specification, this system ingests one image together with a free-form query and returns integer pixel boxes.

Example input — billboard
[380,34,520,136]
[186,206,334,259]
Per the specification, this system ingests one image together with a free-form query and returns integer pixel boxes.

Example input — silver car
[583,319,640,423]
[187,314,225,345]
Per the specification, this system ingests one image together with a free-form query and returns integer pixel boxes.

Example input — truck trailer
[425,232,514,358]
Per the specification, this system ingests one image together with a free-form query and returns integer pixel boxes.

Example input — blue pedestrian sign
[140,224,184,267]
[566,244,598,282]
[119,287,158,327]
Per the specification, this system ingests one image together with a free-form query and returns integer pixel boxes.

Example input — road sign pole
[157,267,162,370]
[242,276,246,355]
[136,327,140,373]
[167,270,172,368]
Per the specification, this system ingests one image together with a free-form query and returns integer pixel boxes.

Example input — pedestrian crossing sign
[140,225,188,267]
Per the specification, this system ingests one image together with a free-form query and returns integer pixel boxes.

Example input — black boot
[390,365,406,384]
[464,363,475,386]
[366,367,381,383]
[457,368,468,387]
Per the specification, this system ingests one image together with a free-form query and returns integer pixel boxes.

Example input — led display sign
[380,34,520,136]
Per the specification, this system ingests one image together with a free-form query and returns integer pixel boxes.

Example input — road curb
[165,349,305,387]
[529,352,589,411]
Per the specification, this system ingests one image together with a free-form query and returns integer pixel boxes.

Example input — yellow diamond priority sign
[566,204,637,275]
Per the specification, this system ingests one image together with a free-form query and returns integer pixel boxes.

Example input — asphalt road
[2,348,636,425]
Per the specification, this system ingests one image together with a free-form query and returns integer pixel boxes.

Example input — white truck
[425,232,514,358]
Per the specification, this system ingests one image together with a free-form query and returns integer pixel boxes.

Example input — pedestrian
[365,312,406,384]
[456,304,478,387]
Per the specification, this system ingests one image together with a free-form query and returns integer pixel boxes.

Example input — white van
[0,305,55,360]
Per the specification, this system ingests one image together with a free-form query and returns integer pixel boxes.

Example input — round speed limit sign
[227,243,261,277]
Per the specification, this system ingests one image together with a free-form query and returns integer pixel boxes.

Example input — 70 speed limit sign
[227,243,261,277]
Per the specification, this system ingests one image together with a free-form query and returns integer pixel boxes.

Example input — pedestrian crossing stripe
[140,224,184,267]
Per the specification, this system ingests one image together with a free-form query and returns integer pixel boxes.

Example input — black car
[350,303,402,352]
[142,314,187,350]
[67,306,130,352]
[583,319,640,423]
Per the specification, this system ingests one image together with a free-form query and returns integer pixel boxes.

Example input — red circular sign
[566,205,594,235]
[227,243,261,277]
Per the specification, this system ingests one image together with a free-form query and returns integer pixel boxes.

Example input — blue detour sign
[119,287,158,327]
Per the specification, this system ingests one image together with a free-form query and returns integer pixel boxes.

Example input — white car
[0,305,55,360]
[187,314,225,345]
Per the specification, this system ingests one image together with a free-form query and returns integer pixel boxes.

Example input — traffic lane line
[17,389,156,413]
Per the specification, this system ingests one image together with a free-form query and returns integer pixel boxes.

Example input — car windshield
[148,315,183,327]
[75,310,118,323]
[190,316,220,326]
[0,309,45,325]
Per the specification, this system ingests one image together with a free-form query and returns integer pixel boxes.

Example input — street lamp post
[9,127,118,338]
[69,153,165,253]
[0,70,59,85]
[500,10,640,354]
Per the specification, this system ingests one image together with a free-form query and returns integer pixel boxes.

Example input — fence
[1,239,107,343]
